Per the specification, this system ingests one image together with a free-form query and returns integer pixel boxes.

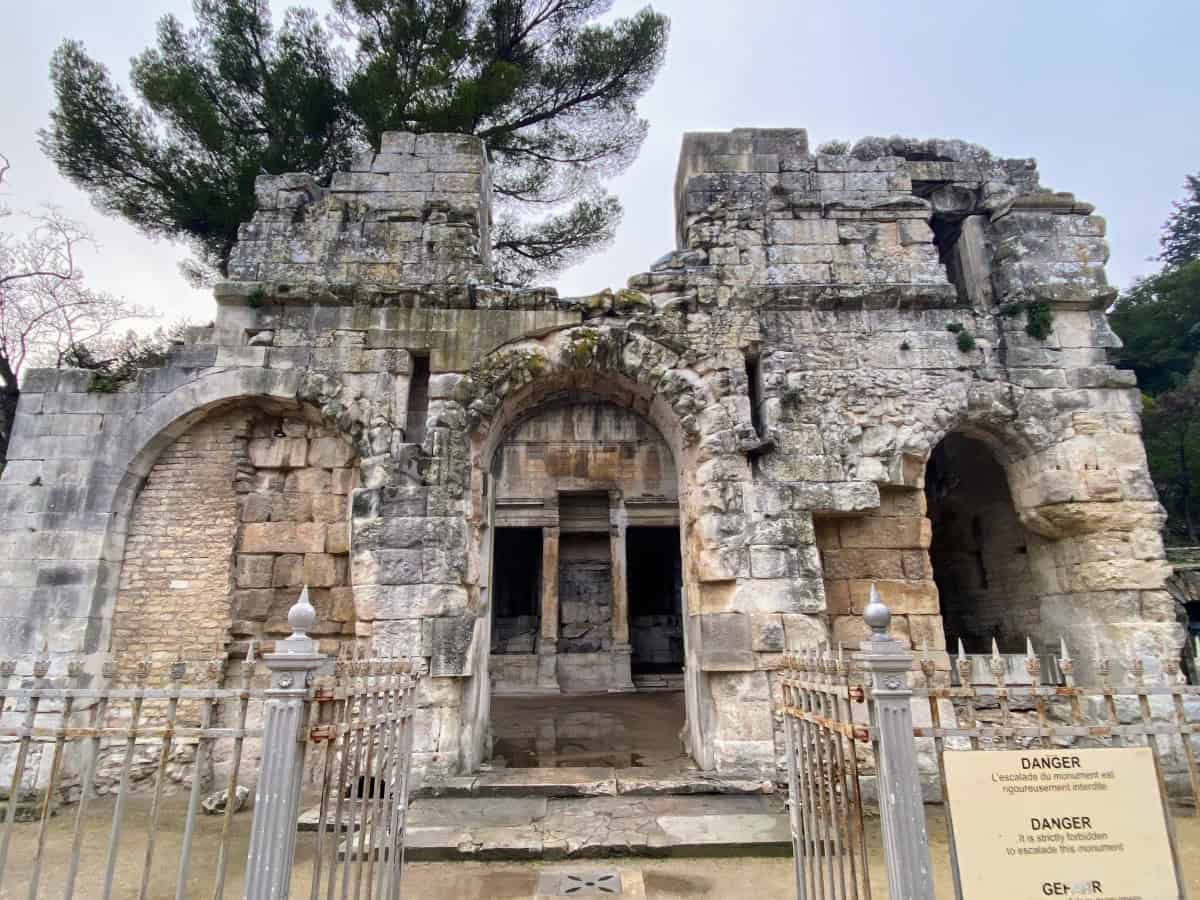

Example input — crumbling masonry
[0,127,1181,778]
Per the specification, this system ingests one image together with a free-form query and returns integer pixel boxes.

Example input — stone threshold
[414,766,777,799]
[319,794,791,861]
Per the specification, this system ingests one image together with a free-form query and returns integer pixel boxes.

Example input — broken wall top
[226,132,492,287]
[219,126,1113,323]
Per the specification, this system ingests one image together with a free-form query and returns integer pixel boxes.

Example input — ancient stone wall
[0,126,1181,782]
[111,405,359,671]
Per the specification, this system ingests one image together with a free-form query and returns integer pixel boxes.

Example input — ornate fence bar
[0,588,418,900]
[780,583,1200,900]
[911,636,1200,899]
[779,649,872,900]
[305,652,416,900]
[0,648,267,900]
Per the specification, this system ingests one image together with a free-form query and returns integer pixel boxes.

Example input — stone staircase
[299,766,790,861]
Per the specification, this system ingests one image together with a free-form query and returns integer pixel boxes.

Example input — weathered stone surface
[0,126,1177,789]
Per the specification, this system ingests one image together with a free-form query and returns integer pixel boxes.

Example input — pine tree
[41,0,668,286]
[1161,173,1200,270]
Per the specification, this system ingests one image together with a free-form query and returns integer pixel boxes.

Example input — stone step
[414,766,776,799]
[401,794,790,860]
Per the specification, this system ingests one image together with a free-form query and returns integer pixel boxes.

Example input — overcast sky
[2,0,1198,326]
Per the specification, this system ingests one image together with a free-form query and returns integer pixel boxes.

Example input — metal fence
[779,650,871,900]
[306,654,416,900]
[0,588,418,900]
[780,584,1200,900]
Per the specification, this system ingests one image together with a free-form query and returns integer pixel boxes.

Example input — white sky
[2,0,1198,326]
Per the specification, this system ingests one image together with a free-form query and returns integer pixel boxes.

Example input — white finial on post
[863,581,891,641]
[287,584,317,640]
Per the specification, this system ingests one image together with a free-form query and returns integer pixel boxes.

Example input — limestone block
[311,494,346,524]
[326,524,350,555]
[820,548,905,579]
[247,438,308,468]
[750,613,785,652]
[234,589,273,620]
[242,522,326,554]
[236,554,274,589]
[329,586,356,622]
[781,614,827,651]
[304,553,340,587]
[330,468,357,495]
[768,219,838,244]
[748,546,792,579]
[700,613,755,670]
[240,494,272,523]
[380,549,423,585]
[832,613,910,651]
[848,578,937,614]
[430,615,475,676]
[823,579,851,616]
[272,554,304,587]
[307,437,355,468]
[285,468,331,494]
[838,515,930,549]
[270,492,312,522]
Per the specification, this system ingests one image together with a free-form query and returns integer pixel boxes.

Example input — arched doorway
[924,433,1043,654]
[111,400,360,677]
[482,395,692,770]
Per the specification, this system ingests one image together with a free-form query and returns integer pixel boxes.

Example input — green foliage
[956,329,976,353]
[1110,260,1200,395]
[1160,173,1200,270]
[42,2,356,277]
[41,0,669,285]
[817,139,849,155]
[64,324,189,393]
[1141,371,1200,542]
[944,322,963,333]
[1024,301,1053,340]
[998,300,1054,340]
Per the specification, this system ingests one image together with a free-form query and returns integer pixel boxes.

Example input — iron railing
[779,649,872,900]
[779,584,1200,900]
[0,588,419,900]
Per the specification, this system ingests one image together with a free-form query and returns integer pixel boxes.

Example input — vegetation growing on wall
[42,0,670,287]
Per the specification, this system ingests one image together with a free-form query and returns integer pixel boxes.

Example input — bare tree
[0,154,152,464]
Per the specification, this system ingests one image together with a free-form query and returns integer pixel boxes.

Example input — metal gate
[0,589,418,900]
[306,652,416,900]
[779,649,872,900]
[780,585,1200,900]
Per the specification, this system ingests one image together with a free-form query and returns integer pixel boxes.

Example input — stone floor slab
[394,792,789,860]
[474,767,618,797]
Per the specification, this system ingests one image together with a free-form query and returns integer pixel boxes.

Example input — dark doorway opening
[925,434,1038,653]
[491,527,541,654]
[627,526,684,674]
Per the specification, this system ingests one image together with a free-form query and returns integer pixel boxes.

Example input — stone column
[536,525,560,691]
[243,587,327,900]
[608,493,635,691]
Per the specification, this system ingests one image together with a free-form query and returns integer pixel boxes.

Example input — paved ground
[2,797,1198,898]
[490,692,689,769]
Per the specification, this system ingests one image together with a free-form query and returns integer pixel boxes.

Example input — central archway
[483,395,689,768]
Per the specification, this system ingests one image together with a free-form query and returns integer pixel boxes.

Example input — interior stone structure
[0,127,1181,779]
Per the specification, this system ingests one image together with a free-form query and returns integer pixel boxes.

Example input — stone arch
[463,325,714,452]
[86,367,383,664]
[453,326,744,772]
[923,431,1047,654]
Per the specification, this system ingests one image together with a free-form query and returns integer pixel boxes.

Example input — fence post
[243,587,327,900]
[857,584,934,900]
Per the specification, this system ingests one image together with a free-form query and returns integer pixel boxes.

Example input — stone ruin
[0,126,1181,779]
